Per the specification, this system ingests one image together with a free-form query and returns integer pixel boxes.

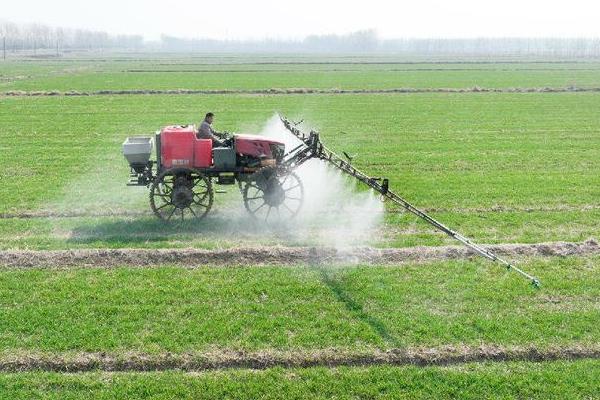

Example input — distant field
[2,57,600,91]
[1,55,599,397]
[5,69,600,91]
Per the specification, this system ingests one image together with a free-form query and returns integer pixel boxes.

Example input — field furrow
[2,345,599,372]
[3,86,600,97]
[0,240,598,268]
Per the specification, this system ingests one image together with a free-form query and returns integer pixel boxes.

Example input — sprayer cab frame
[126,125,287,185]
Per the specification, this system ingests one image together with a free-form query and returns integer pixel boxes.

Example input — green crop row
[3,57,600,91]
[1,360,599,399]
[1,257,598,352]
[4,69,600,91]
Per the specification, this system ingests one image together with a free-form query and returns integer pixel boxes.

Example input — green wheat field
[1,54,599,398]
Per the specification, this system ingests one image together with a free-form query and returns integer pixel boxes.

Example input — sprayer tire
[150,167,213,222]
[242,168,304,222]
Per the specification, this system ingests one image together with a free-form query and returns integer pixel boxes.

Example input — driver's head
[205,112,214,124]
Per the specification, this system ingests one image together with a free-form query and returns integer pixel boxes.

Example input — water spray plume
[260,115,385,249]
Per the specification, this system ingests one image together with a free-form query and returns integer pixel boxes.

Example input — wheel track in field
[3,86,600,97]
[0,239,598,268]
[1,345,598,372]
[3,204,600,220]
[0,210,150,219]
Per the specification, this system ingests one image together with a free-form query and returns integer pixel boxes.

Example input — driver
[197,112,226,146]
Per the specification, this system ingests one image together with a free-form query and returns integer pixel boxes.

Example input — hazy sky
[2,0,599,40]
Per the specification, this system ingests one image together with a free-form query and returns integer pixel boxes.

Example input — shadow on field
[316,267,398,347]
[66,214,304,246]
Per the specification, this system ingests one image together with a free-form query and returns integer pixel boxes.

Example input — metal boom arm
[279,115,540,287]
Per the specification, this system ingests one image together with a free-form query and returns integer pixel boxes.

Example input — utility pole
[3,37,5,61]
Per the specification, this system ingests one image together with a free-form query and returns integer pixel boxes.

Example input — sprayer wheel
[150,167,213,221]
[243,168,304,223]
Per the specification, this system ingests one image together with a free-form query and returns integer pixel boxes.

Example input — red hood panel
[234,134,284,146]
[234,134,284,159]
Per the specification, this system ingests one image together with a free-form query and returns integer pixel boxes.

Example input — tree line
[160,31,600,57]
[2,21,600,57]
[0,21,143,53]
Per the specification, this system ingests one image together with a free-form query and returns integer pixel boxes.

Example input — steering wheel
[223,136,234,147]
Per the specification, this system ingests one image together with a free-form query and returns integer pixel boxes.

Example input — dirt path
[0,239,598,268]
[3,86,600,97]
[1,345,598,372]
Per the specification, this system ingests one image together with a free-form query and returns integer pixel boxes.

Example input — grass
[2,208,600,250]
[3,92,600,211]
[1,92,600,249]
[1,360,599,399]
[1,55,599,396]
[5,69,600,91]
[0,257,597,353]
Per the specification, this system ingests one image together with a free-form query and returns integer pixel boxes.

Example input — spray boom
[278,114,540,288]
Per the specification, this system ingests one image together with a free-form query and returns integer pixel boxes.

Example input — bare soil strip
[1,239,598,268]
[1,345,598,372]
[3,87,600,97]
[0,210,149,219]
[3,204,600,220]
